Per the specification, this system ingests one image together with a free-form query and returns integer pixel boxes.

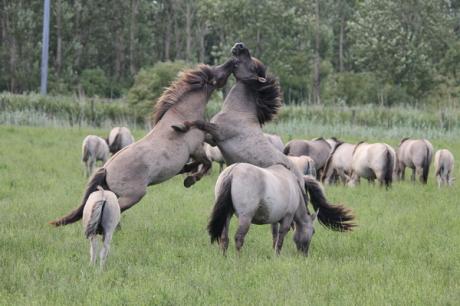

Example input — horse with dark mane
[174,43,355,233]
[50,59,235,226]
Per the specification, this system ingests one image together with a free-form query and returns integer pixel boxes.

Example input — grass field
[1,125,459,305]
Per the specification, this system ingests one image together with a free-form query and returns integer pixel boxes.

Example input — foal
[82,186,120,268]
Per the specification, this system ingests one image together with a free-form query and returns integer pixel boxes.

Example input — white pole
[40,0,50,95]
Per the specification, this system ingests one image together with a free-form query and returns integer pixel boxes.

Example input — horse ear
[257,77,267,83]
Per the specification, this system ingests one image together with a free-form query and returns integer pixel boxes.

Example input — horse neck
[222,82,258,123]
[169,91,208,122]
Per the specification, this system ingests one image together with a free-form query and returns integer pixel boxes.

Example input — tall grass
[2,93,459,139]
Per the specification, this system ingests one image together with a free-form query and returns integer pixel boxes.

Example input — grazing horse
[208,163,354,256]
[322,142,356,185]
[204,143,225,173]
[107,127,135,154]
[396,138,433,184]
[82,135,110,177]
[82,186,120,268]
[434,149,455,187]
[349,142,395,188]
[49,59,235,226]
[284,137,332,179]
[264,133,284,152]
[174,43,355,232]
[288,155,316,177]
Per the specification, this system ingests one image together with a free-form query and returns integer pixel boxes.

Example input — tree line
[1,0,459,106]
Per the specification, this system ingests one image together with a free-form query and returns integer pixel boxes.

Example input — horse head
[231,42,267,83]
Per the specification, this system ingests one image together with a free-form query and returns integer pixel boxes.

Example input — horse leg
[184,147,212,188]
[220,215,231,255]
[219,162,224,173]
[411,168,416,182]
[118,189,147,213]
[275,216,293,255]
[271,223,279,249]
[89,236,98,265]
[99,232,113,268]
[235,216,251,254]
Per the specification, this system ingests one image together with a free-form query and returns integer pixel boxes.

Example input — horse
[208,163,354,256]
[204,143,225,173]
[434,149,455,187]
[82,186,120,268]
[49,59,235,227]
[288,155,316,177]
[173,42,355,232]
[396,138,433,184]
[322,142,356,185]
[264,133,284,152]
[82,135,110,177]
[283,137,333,179]
[107,127,135,154]
[349,142,395,188]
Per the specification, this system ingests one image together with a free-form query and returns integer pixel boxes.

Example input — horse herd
[49,43,454,268]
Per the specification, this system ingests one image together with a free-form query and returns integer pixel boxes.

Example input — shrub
[80,68,110,97]
[127,61,189,118]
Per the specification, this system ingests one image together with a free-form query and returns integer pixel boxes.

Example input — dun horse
[174,43,355,232]
[434,149,455,187]
[396,138,433,184]
[50,59,235,226]
[82,135,110,177]
[288,155,316,177]
[322,141,356,185]
[265,133,284,152]
[349,142,395,188]
[107,127,135,154]
[83,186,120,267]
[284,137,333,179]
[208,163,353,255]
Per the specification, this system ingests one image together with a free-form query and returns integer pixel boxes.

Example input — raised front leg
[171,120,224,143]
[183,146,212,188]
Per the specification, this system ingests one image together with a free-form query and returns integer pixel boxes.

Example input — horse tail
[303,176,355,231]
[82,144,89,162]
[84,186,107,238]
[422,145,430,184]
[208,172,234,243]
[383,148,393,189]
[49,167,108,227]
[321,142,343,182]
[109,132,122,154]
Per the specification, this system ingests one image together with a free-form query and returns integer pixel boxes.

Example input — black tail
[304,176,355,231]
[49,167,108,227]
[208,173,234,243]
[421,145,430,184]
[109,133,122,154]
[383,148,393,189]
[321,142,344,182]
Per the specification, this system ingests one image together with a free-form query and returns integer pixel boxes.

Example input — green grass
[0,125,459,305]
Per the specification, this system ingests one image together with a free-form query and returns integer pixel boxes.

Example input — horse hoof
[171,124,189,133]
[184,176,196,188]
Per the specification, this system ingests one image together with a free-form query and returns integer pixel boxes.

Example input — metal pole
[40,0,50,95]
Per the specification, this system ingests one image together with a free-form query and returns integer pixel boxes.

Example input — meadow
[1,125,459,305]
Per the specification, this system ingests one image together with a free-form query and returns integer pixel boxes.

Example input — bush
[80,68,110,97]
[127,61,189,118]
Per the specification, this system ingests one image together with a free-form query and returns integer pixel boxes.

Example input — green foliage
[80,68,110,97]
[127,61,189,116]
[1,126,459,305]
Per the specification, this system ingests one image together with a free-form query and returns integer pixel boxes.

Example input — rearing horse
[50,59,235,226]
[174,43,355,232]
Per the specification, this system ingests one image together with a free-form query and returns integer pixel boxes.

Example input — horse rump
[49,167,108,227]
[84,191,107,238]
[303,176,355,231]
[208,173,234,243]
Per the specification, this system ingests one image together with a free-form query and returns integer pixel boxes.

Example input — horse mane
[321,142,345,182]
[312,137,325,141]
[399,137,410,146]
[153,65,214,124]
[352,141,366,155]
[241,59,282,125]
